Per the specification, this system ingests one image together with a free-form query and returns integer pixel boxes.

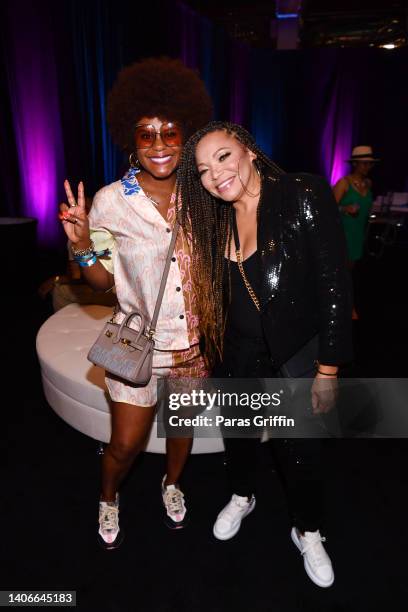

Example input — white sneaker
[98,493,124,550]
[213,494,256,541]
[291,527,334,588]
[161,475,187,529]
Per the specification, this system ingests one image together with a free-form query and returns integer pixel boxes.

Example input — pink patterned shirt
[87,169,200,351]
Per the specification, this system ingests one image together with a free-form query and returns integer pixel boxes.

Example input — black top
[220,252,273,378]
[223,251,264,342]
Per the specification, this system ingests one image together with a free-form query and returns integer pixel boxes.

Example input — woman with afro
[59,57,212,550]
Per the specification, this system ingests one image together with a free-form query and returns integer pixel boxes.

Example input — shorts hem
[109,395,156,408]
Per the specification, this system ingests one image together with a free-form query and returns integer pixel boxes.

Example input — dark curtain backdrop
[1,0,407,246]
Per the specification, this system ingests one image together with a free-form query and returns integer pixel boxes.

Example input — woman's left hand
[311,373,339,414]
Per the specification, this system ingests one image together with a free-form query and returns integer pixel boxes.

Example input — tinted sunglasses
[134,122,183,149]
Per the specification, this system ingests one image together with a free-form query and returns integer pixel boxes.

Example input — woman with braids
[176,121,352,588]
[59,58,212,550]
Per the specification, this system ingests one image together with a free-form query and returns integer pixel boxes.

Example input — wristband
[94,248,111,257]
[317,369,337,377]
[74,248,111,268]
[314,360,338,377]
[78,255,97,267]
[73,254,95,264]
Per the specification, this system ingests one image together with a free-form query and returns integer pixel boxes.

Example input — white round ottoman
[36,303,224,453]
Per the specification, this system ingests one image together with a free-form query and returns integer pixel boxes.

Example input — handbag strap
[232,210,261,312]
[148,220,180,337]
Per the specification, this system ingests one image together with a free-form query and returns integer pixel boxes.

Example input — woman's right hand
[59,180,91,246]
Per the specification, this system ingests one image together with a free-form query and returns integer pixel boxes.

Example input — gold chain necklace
[138,175,160,207]
[139,174,177,208]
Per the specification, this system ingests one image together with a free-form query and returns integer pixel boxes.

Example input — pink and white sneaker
[97,493,124,550]
[161,475,188,529]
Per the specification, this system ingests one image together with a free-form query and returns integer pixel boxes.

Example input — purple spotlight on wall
[322,106,353,186]
[321,65,355,186]
[5,3,65,246]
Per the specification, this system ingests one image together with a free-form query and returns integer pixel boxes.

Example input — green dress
[339,181,373,261]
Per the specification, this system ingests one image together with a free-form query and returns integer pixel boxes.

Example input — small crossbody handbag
[87,221,180,385]
[231,210,318,378]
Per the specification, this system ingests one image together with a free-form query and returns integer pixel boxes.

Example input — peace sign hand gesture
[59,180,91,247]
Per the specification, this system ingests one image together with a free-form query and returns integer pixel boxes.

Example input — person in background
[39,197,116,311]
[176,121,352,589]
[59,57,212,550]
[333,145,380,319]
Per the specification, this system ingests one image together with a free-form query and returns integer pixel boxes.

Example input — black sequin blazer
[257,171,353,367]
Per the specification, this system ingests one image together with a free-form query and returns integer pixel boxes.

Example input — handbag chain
[235,248,261,311]
[232,209,261,312]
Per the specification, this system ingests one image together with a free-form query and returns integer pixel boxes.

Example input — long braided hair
[176,121,284,367]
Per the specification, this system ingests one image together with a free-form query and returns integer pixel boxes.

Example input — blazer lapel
[258,174,283,311]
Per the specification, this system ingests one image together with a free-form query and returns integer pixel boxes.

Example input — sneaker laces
[300,531,327,565]
[220,496,249,522]
[99,505,119,532]
[163,487,185,515]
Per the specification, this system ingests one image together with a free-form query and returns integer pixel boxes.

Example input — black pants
[216,336,324,533]
[224,437,323,533]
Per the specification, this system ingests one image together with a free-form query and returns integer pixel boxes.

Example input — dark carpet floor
[2,244,408,612]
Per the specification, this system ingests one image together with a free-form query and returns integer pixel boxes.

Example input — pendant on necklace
[138,174,174,208]
[146,193,159,207]
[138,177,160,206]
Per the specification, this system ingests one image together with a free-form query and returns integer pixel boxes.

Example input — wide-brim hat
[346,145,380,162]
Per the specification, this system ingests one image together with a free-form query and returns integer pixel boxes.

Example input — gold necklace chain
[144,190,160,207]
[138,175,160,207]
[235,249,261,312]
[138,175,176,208]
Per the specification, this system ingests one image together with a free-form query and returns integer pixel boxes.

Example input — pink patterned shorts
[105,343,208,407]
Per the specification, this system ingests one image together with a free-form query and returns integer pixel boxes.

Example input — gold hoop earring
[237,157,261,197]
[129,152,140,169]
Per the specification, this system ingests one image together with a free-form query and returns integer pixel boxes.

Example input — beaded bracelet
[73,248,111,268]
[71,240,95,257]
[73,252,94,261]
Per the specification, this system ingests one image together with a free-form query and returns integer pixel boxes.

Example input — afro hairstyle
[107,56,213,153]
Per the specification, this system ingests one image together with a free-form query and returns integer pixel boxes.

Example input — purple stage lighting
[6,3,66,246]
